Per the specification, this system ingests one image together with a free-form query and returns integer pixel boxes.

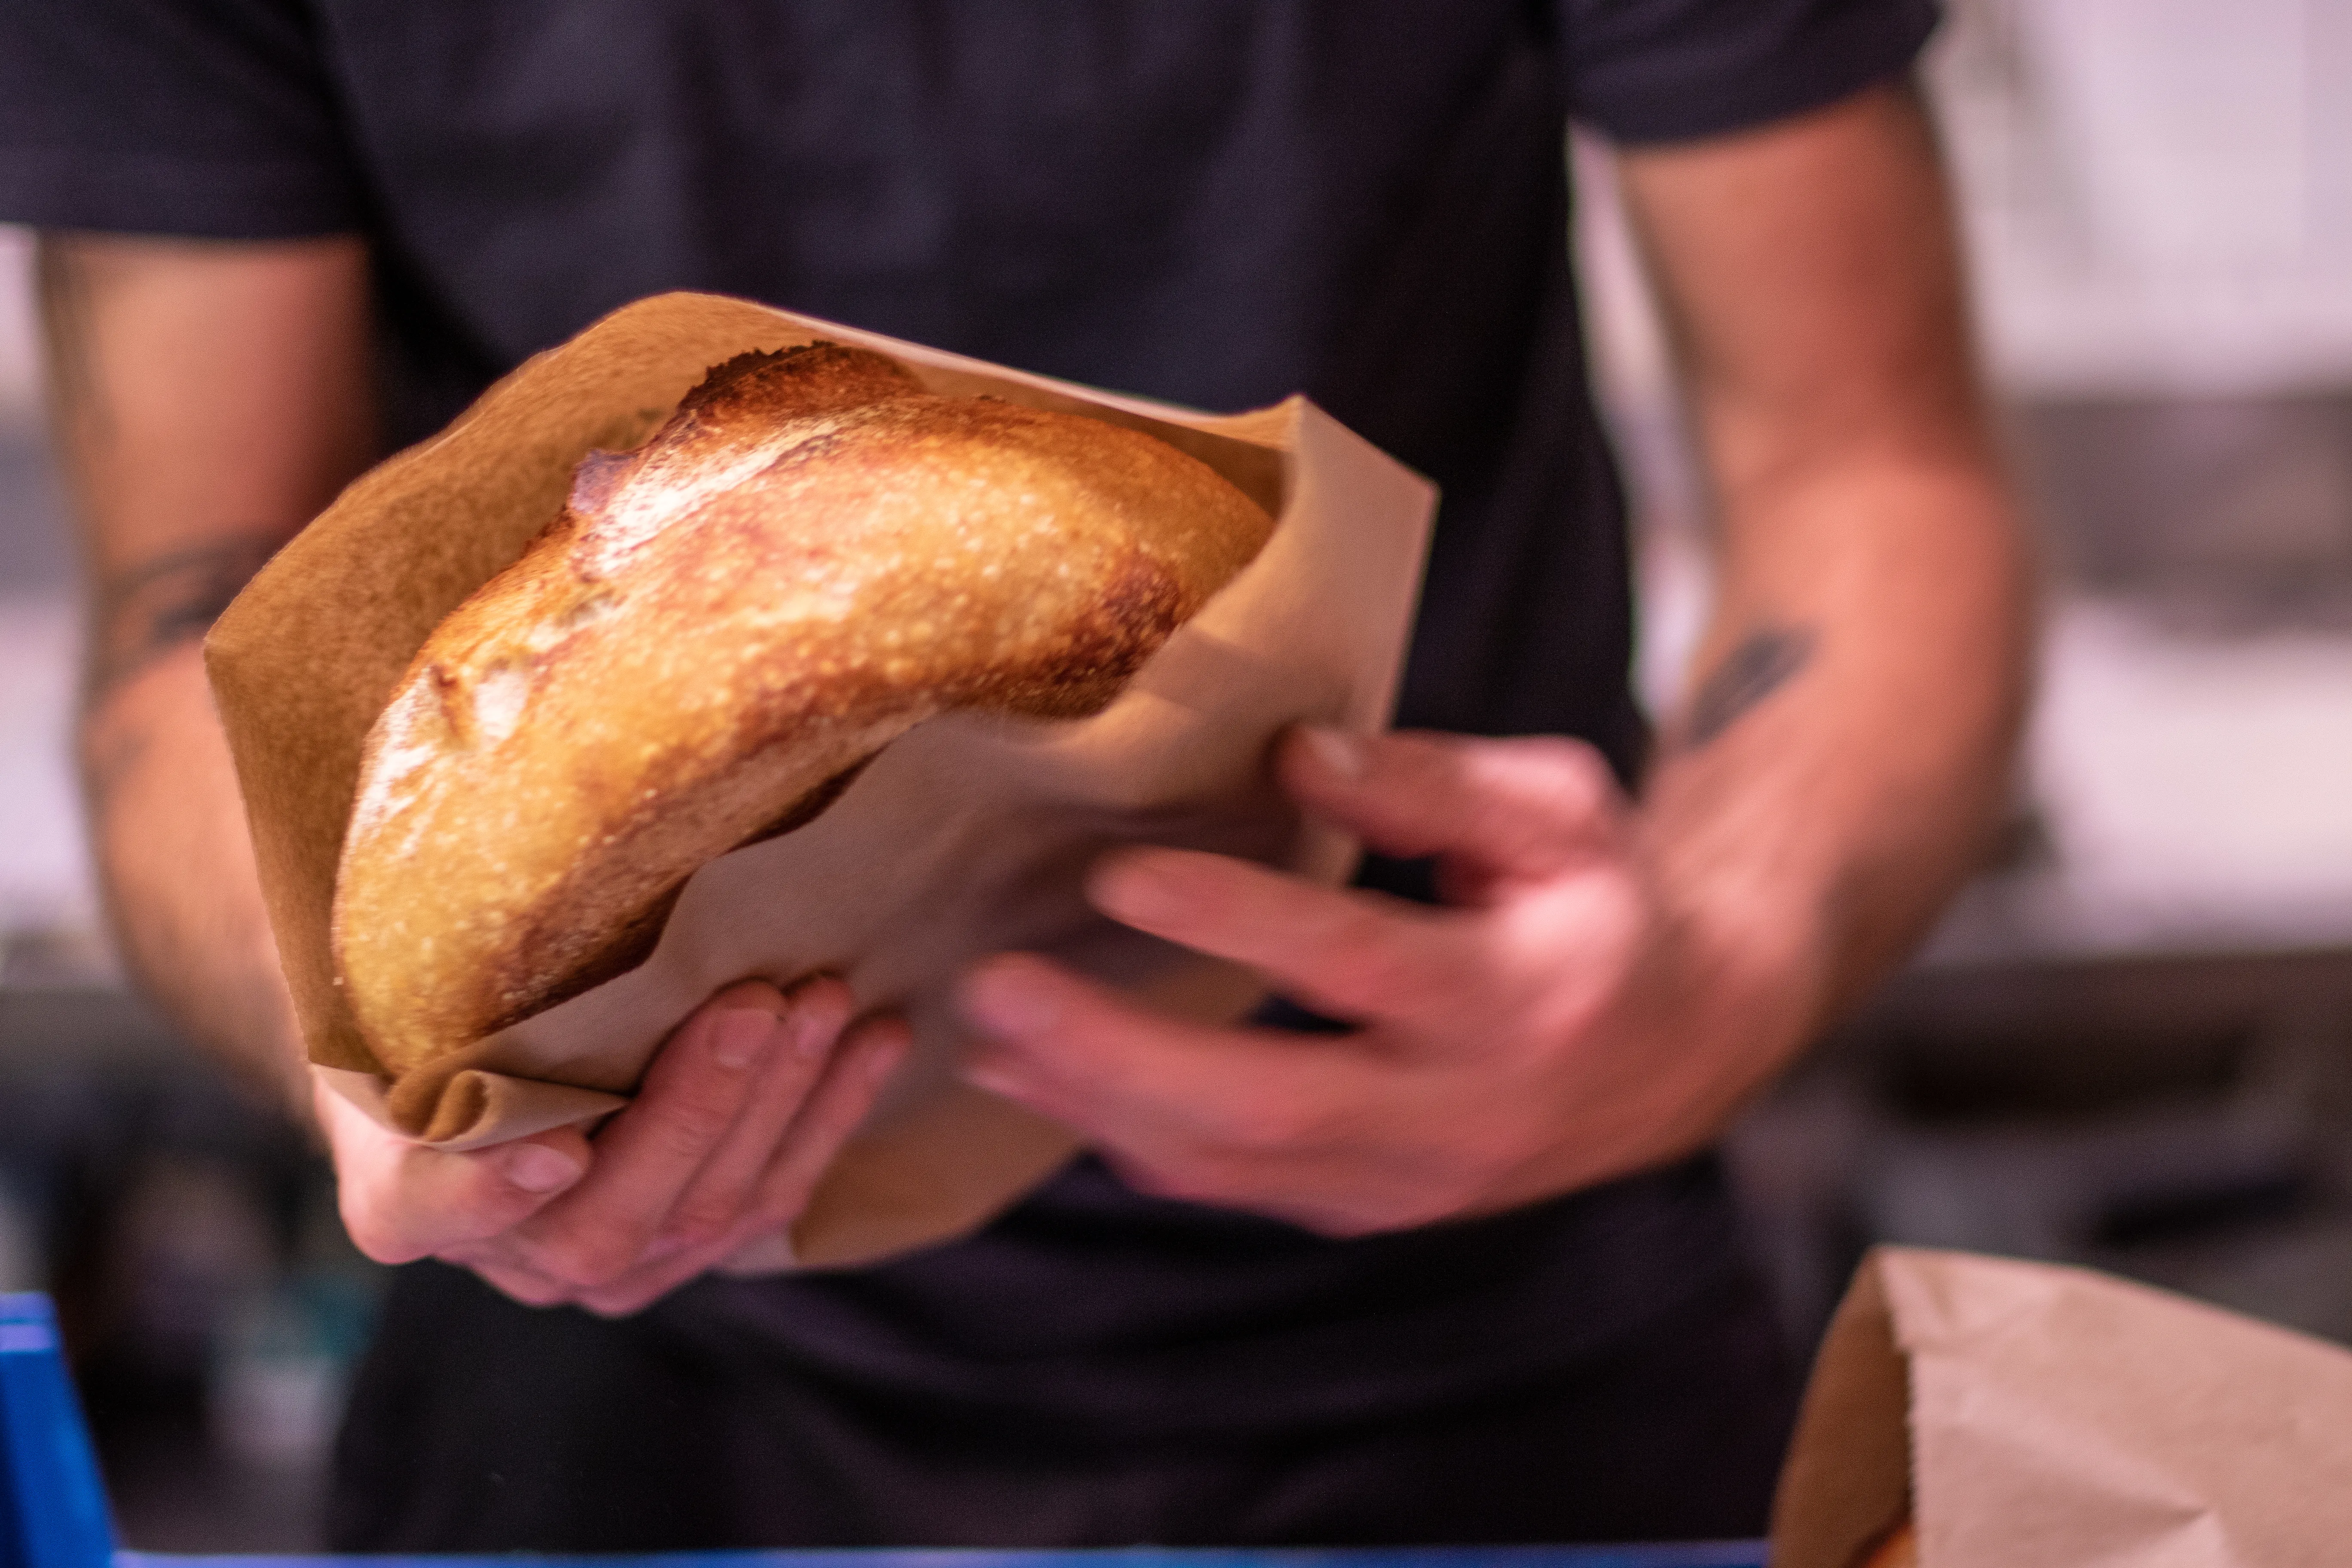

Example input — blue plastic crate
[5,1292,1764,1568]
[1,1295,114,1568]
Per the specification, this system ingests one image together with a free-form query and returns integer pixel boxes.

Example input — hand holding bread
[325,974,907,1314]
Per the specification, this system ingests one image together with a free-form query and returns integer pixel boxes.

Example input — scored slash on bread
[331,342,1274,1075]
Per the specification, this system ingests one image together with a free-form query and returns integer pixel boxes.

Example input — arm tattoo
[44,245,287,694]
[1681,625,1816,748]
[89,537,282,698]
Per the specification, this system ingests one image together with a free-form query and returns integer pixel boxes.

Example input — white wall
[0,228,39,430]
[0,227,95,954]
[1934,0,2352,396]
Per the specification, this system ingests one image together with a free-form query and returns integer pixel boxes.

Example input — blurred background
[2,0,2350,1549]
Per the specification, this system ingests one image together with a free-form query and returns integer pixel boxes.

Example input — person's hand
[956,727,1822,1236]
[324,977,910,1315]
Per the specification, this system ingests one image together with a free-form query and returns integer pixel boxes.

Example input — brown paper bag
[207,291,1435,1269]
[1773,1246,2352,1568]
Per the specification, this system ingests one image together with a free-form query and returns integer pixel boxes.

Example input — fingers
[743,1014,910,1237]
[1277,726,1626,887]
[1075,729,1629,1025]
[631,978,856,1260]
[959,953,1390,1160]
[957,955,1485,1229]
[320,1082,588,1265]
[1088,847,1470,1024]
[327,977,905,1315]
[612,1003,906,1297]
[508,978,796,1286]
[502,977,908,1315]
[576,1016,911,1314]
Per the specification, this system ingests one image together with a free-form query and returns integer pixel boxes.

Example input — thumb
[321,1084,590,1264]
[1277,726,1626,885]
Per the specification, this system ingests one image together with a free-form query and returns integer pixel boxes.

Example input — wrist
[1641,791,1843,1102]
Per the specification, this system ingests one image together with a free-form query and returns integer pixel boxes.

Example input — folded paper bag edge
[316,1064,627,1151]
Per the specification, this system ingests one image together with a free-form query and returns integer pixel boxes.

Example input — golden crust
[331,343,1272,1073]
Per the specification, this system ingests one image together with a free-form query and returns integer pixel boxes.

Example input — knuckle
[579,1286,658,1320]
[496,1275,573,1310]
[1542,743,1618,817]
[340,1212,414,1267]
[662,1197,741,1253]
[1494,735,1611,807]
[789,976,856,1037]
[1516,732,1608,778]
[649,1096,737,1158]
[531,1234,636,1291]
[337,1185,424,1266]
[1380,729,1459,776]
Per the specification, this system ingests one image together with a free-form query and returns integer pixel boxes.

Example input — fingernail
[710,1008,779,1069]
[962,962,1062,1038]
[504,1144,582,1194]
[790,1001,836,1060]
[1091,857,1184,926]
[1301,725,1364,778]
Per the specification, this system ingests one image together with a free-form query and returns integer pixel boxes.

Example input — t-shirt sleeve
[1558,0,1941,144]
[0,0,361,237]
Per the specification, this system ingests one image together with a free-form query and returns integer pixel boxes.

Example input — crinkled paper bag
[1772,1246,2352,1568]
[206,291,1435,1269]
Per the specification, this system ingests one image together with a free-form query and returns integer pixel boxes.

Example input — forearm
[39,231,377,1112]
[1639,450,2029,1088]
[1613,77,2032,1108]
[83,646,310,1111]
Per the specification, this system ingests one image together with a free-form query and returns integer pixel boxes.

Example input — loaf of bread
[331,342,1273,1074]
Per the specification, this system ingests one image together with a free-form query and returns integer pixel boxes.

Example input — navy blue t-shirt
[1,0,1934,1547]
